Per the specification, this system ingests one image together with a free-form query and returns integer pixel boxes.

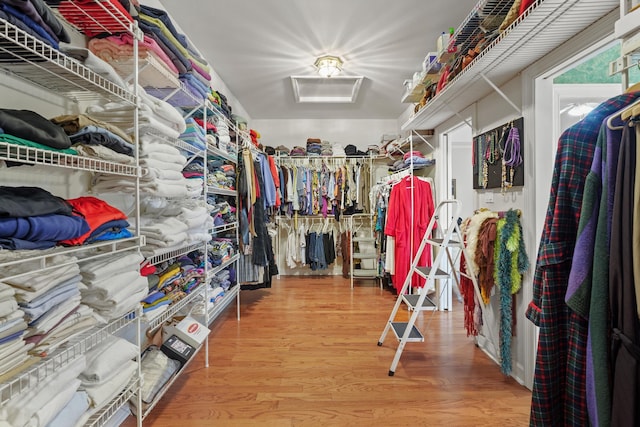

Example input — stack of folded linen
[289,146,306,157]
[0,355,86,427]
[58,43,128,89]
[85,86,186,140]
[2,256,99,358]
[209,238,236,267]
[0,283,28,376]
[177,202,213,244]
[139,215,190,257]
[92,137,190,198]
[331,143,346,157]
[79,253,147,320]
[51,113,135,157]
[71,335,138,425]
[321,140,333,156]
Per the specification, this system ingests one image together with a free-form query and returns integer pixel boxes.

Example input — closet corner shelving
[402,0,620,131]
[0,2,145,424]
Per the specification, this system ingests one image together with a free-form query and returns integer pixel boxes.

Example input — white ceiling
[158,0,478,120]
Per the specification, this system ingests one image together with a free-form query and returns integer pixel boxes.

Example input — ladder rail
[387,209,460,373]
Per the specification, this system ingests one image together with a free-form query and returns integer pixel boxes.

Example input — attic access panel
[290,76,364,103]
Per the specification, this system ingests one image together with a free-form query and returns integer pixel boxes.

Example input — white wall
[251,118,399,151]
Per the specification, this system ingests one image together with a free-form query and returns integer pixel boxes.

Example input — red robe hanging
[384,176,436,293]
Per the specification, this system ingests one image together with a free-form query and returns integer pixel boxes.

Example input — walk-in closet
[0,0,638,425]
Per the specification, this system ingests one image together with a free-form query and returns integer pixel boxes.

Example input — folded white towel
[30,378,81,427]
[82,270,143,300]
[5,262,79,293]
[144,151,187,165]
[140,157,185,172]
[1,355,86,427]
[81,359,137,409]
[46,391,90,427]
[26,296,82,337]
[80,253,143,281]
[81,336,138,385]
[0,300,17,319]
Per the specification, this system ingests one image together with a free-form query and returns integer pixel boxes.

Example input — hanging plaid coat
[526,93,640,427]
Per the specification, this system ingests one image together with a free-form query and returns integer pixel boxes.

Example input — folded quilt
[21,282,80,324]
[26,295,81,336]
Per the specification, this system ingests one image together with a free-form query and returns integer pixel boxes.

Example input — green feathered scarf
[493,209,529,376]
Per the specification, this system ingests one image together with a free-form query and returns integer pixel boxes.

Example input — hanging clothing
[527,92,640,427]
[384,176,435,293]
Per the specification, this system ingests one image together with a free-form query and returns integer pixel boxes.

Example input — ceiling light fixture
[314,55,343,78]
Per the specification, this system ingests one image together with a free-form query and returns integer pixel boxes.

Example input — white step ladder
[377,199,484,376]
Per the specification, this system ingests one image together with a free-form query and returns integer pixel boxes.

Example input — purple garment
[0,0,57,41]
[1,4,57,48]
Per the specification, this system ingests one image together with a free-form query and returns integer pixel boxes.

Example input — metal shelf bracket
[480,73,522,115]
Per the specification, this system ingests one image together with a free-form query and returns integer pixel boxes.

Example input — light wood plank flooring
[130,276,531,426]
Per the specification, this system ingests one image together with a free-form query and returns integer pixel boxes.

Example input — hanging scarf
[460,251,479,336]
[494,209,529,375]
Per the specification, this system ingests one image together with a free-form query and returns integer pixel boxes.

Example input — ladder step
[427,238,461,247]
[353,237,376,242]
[352,252,377,259]
[415,266,449,279]
[352,269,378,277]
[402,294,437,311]
[390,322,424,342]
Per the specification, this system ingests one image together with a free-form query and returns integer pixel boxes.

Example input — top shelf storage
[402,0,619,131]
[0,18,136,104]
[55,0,134,37]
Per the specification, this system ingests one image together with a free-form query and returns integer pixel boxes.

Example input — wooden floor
[130,276,532,427]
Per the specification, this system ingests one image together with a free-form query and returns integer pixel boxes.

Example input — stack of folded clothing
[207,160,236,192]
[72,335,138,426]
[209,238,236,266]
[51,113,135,157]
[57,43,128,89]
[306,138,322,156]
[177,201,212,243]
[179,118,206,151]
[182,157,204,196]
[0,186,90,250]
[61,196,132,246]
[209,199,236,228]
[92,136,190,198]
[79,253,148,320]
[0,354,87,427]
[210,90,233,121]
[213,117,231,146]
[137,5,212,107]
[402,150,435,168]
[321,140,333,156]
[331,143,346,157]
[0,282,28,376]
[139,215,190,257]
[88,32,180,81]
[289,146,306,157]
[0,109,76,156]
[0,0,70,50]
[274,145,289,156]
[3,256,99,357]
[141,254,204,319]
[85,86,186,139]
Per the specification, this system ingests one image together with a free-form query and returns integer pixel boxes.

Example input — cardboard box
[163,316,210,349]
